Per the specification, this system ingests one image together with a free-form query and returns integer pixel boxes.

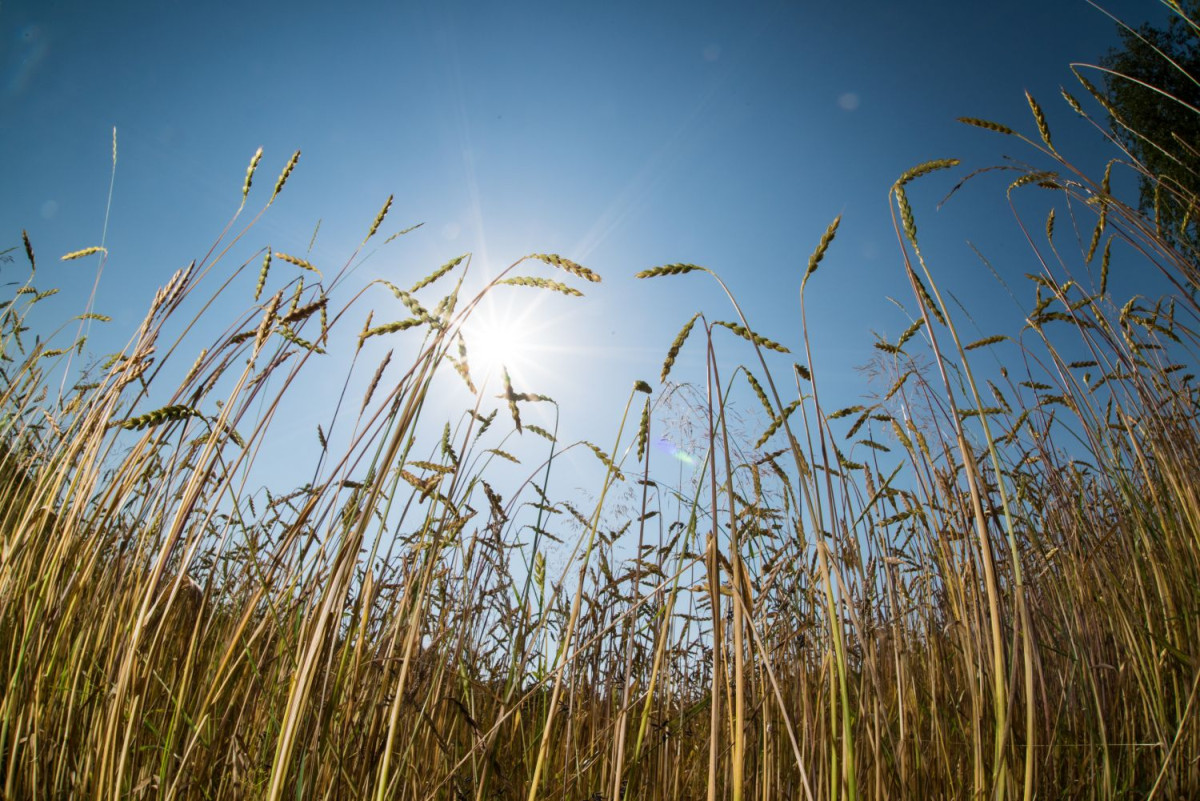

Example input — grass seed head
[61,246,107,261]
[270,149,301,202]
[636,263,705,279]
[242,146,263,202]
[366,194,393,241]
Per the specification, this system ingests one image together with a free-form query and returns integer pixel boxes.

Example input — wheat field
[3,15,1200,801]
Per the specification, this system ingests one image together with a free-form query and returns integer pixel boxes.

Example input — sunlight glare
[461,293,544,393]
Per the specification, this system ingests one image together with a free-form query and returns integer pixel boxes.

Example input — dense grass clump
[4,14,1200,801]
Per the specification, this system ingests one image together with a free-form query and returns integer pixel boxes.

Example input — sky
[0,0,1178,510]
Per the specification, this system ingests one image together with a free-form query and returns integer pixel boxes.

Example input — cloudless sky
[0,0,1175,504]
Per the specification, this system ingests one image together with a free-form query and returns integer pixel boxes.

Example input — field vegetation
[3,5,1200,799]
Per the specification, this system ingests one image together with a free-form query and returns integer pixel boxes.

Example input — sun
[459,291,543,393]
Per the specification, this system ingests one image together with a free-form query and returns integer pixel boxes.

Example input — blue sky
[0,0,1174,500]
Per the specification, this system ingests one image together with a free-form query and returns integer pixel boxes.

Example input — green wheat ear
[274,251,322,278]
[411,254,467,293]
[359,318,424,345]
[957,117,1015,135]
[745,371,773,417]
[803,214,841,292]
[896,318,925,350]
[636,263,705,279]
[584,442,624,482]
[529,253,601,282]
[61,246,107,261]
[497,276,583,296]
[1025,90,1054,152]
[895,158,959,188]
[502,367,522,433]
[712,320,789,353]
[270,149,301,202]
[1061,87,1086,117]
[254,249,271,301]
[242,147,263,203]
[114,404,204,431]
[661,313,701,382]
[526,424,555,442]
[636,397,650,462]
[366,194,393,241]
[22,230,35,272]
[965,334,1010,350]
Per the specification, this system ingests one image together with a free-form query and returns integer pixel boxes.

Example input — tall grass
[4,10,1200,800]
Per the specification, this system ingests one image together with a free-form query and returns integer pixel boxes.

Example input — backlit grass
[3,13,1200,800]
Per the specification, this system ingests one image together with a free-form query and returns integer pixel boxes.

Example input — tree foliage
[1100,1,1200,254]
